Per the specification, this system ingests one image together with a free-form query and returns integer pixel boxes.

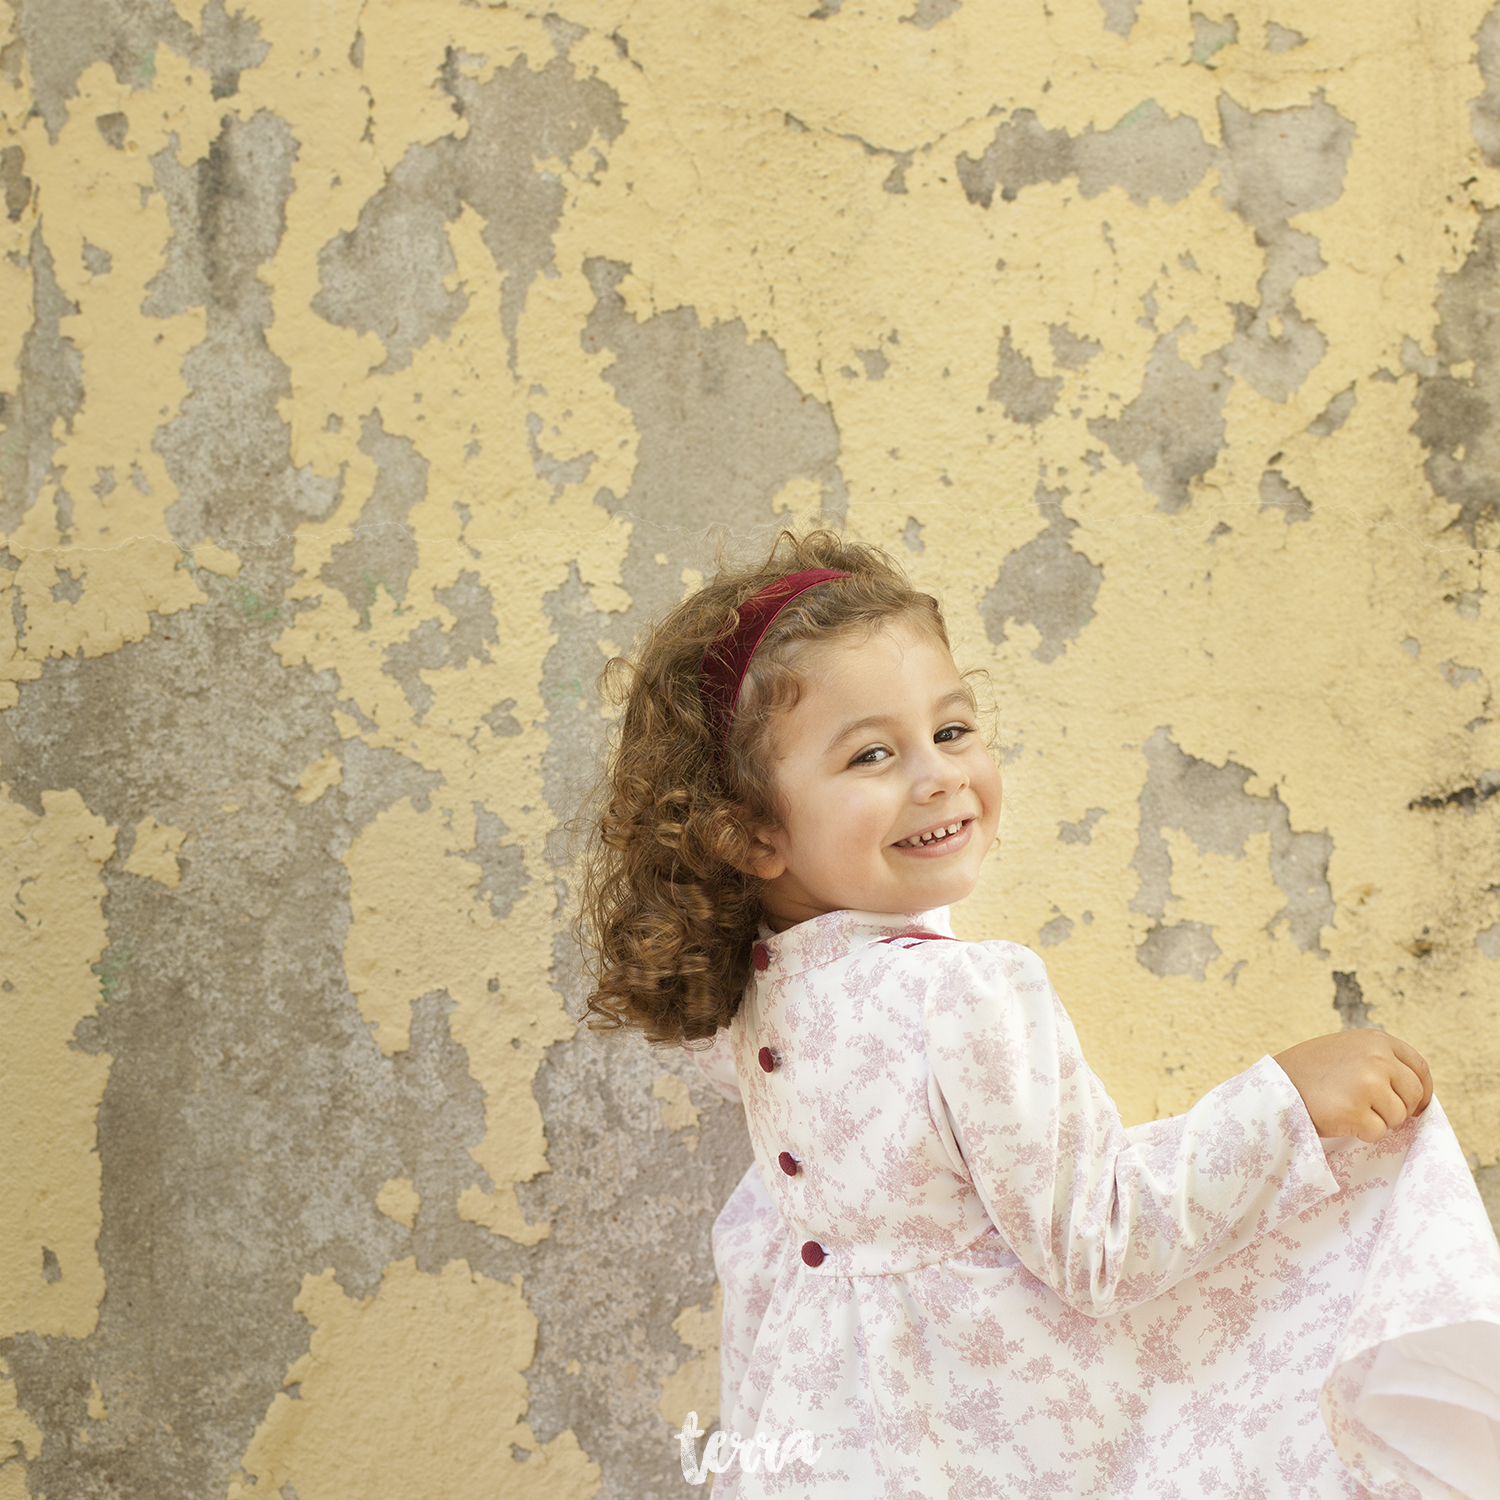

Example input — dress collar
[756,907,955,980]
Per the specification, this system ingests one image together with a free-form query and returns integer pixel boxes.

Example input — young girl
[580,531,1500,1499]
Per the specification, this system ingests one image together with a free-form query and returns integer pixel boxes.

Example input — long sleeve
[684,1026,741,1102]
[923,939,1341,1318]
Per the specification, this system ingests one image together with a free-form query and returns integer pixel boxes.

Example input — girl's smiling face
[747,619,1003,929]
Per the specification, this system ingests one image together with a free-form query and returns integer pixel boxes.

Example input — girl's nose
[911,745,967,800]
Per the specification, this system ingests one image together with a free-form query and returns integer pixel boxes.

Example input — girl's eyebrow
[824,688,973,753]
[825,712,893,752]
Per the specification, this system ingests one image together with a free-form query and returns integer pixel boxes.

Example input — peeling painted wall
[2,1,1499,1495]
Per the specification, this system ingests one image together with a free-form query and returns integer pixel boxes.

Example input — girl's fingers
[1355,1109,1389,1144]
[1370,1084,1411,1132]
[1389,1037,1433,1113]
[1390,1060,1427,1118]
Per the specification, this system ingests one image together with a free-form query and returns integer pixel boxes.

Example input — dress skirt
[711,1099,1500,1499]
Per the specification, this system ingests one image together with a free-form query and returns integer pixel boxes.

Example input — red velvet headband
[700,568,851,750]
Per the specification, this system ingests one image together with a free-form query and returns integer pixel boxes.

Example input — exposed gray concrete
[962,89,1351,467]
[1,141,30,219]
[1332,971,1380,1029]
[0,230,81,536]
[1216,94,1354,402]
[1137,920,1222,981]
[383,571,499,721]
[582,255,846,615]
[1097,0,1141,41]
[315,52,624,366]
[1259,467,1313,523]
[958,101,1211,210]
[491,253,857,1494]
[1477,1164,1500,1234]
[524,556,757,1499]
[150,109,342,548]
[0,45,558,1493]
[903,0,962,30]
[1058,807,1106,845]
[1190,14,1238,66]
[0,558,523,1499]
[1265,21,1307,53]
[980,482,1102,662]
[1130,727,1336,975]
[1089,331,1229,513]
[1038,911,1074,946]
[1049,323,1102,370]
[318,412,426,622]
[989,331,1062,424]
[17,0,266,141]
[1475,8,1500,168]
[1309,384,1357,436]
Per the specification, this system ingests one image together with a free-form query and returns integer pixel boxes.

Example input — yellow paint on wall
[342,796,564,1246]
[0,788,114,1341]
[375,1178,421,1230]
[293,750,344,804]
[1,53,216,680]
[0,1359,43,1500]
[657,1080,702,1158]
[123,816,187,889]
[657,1284,723,1431]
[228,1259,600,1500]
[652,1074,701,1134]
[191,544,243,579]
[3,0,1500,1492]
[0,540,204,708]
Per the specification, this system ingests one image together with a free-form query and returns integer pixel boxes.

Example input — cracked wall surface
[3,1,1500,1496]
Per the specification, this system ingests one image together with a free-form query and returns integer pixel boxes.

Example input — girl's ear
[731,821,786,881]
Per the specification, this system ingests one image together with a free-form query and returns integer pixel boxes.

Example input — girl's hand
[1272,1031,1433,1143]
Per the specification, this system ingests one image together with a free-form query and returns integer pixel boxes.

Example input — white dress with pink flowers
[688,907,1500,1499]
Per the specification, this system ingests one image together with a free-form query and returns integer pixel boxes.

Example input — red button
[801,1241,825,1267]
[778,1151,799,1176]
[758,1046,775,1073]
[752,942,770,971]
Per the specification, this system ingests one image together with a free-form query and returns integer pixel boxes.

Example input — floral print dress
[689,907,1500,1499]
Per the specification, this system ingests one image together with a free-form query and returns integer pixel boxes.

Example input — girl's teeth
[900,822,963,847]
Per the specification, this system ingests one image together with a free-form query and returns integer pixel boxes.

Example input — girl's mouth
[892,818,973,853]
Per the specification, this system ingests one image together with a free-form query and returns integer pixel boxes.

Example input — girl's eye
[851,745,892,766]
[935,723,971,744]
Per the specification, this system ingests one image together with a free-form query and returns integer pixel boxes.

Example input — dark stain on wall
[1416,205,1500,547]
[0,141,31,219]
[1259,467,1313,523]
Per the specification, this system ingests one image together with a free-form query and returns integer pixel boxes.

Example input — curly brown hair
[576,529,952,1045]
